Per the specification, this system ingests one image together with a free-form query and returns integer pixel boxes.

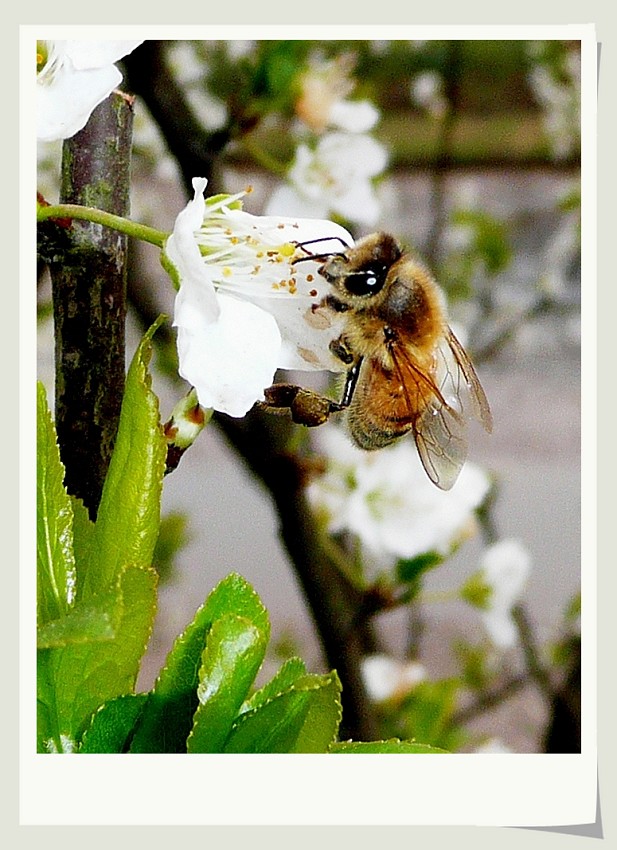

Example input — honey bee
[260,232,493,490]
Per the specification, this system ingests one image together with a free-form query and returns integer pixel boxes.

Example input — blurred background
[37,38,582,753]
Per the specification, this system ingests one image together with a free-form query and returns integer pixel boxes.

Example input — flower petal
[166,178,220,321]
[176,293,282,418]
[37,60,121,141]
[263,185,329,221]
[329,99,380,133]
[64,40,143,70]
[36,40,144,141]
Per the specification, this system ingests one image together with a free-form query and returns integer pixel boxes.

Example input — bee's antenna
[291,235,351,265]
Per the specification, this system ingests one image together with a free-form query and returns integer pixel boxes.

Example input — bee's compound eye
[344,265,387,296]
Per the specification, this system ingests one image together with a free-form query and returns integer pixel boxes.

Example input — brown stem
[48,92,134,519]
[424,40,462,266]
[511,604,555,701]
[121,41,229,196]
[451,673,528,726]
[542,635,581,753]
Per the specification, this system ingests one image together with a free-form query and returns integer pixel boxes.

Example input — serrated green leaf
[241,656,307,714]
[129,573,270,753]
[329,740,449,754]
[70,494,95,586]
[37,382,77,624]
[187,614,267,753]
[80,694,149,753]
[37,589,120,648]
[37,564,157,752]
[200,573,270,635]
[83,318,167,598]
[223,671,342,754]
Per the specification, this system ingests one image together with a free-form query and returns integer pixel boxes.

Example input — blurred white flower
[166,178,352,417]
[328,99,380,134]
[361,653,427,703]
[477,539,532,649]
[167,41,228,132]
[265,132,388,227]
[306,424,490,578]
[527,46,581,160]
[295,53,379,134]
[226,41,257,61]
[36,39,143,141]
[166,40,204,86]
[410,70,448,118]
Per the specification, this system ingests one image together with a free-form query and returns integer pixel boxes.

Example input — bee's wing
[390,329,491,490]
[442,328,493,434]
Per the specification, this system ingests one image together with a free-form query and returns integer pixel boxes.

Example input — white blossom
[295,52,379,135]
[478,539,532,649]
[306,424,490,579]
[36,39,143,141]
[361,654,427,703]
[410,70,448,118]
[265,132,388,228]
[166,178,353,418]
[527,45,581,160]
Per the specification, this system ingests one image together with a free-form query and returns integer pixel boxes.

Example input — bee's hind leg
[257,383,343,427]
[257,360,363,428]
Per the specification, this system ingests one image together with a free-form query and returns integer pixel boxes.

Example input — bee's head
[320,232,403,301]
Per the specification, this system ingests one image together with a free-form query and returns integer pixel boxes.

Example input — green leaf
[329,740,449,754]
[129,573,269,753]
[451,209,512,276]
[70,494,95,586]
[223,671,342,754]
[37,382,77,624]
[398,679,464,752]
[396,551,443,585]
[37,564,157,752]
[452,639,494,691]
[84,318,167,598]
[253,41,308,110]
[201,573,270,634]
[37,589,120,648]
[241,656,307,714]
[80,694,149,753]
[187,614,268,753]
[460,570,492,609]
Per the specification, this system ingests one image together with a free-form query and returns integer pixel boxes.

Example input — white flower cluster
[306,424,490,581]
[265,52,388,228]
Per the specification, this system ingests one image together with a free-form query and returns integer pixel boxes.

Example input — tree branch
[46,92,134,518]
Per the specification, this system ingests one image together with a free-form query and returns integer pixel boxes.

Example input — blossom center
[36,40,61,84]
[195,202,310,298]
